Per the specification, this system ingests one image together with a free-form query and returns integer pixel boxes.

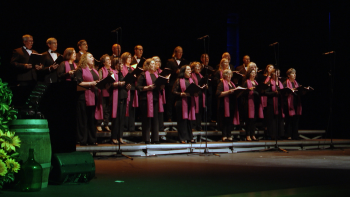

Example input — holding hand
[25,64,33,69]
[35,64,42,70]
[126,84,131,90]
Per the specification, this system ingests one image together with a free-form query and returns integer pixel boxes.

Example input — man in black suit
[130,45,146,68]
[10,34,42,86]
[165,46,189,123]
[39,37,60,83]
[111,44,121,69]
[75,40,88,64]
[235,55,250,75]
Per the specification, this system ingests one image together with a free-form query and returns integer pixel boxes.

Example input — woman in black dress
[120,52,138,132]
[283,68,302,140]
[152,56,166,132]
[216,69,240,142]
[96,54,113,132]
[110,59,131,144]
[137,58,166,144]
[57,48,77,82]
[242,68,264,141]
[190,61,207,131]
[172,65,197,143]
[76,52,102,146]
[265,69,285,140]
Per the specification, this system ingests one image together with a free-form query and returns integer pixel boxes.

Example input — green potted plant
[0,78,21,189]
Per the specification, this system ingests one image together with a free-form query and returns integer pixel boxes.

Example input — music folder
[254,83,269,94]
[200,67,215,76]
[185,83,202,94]
[279,87,294,95]
[233,86,249,97]
[296,86,314,95]
[198,76,209,86]
[154,75,168,87]
[123,67,143,84]
[28,53,44,65]
[159,68,172,76]
[232,71,243,80]
[95,74,115,89]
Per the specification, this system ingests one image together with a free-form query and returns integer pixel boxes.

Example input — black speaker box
[49,152,95,184]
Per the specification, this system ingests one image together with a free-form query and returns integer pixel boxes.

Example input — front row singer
[216,69,240,142]
[76,52,103,146]
[137,59,166,144]
[242,67,263,141]
[172,65,197,144]
[110,59,131,144]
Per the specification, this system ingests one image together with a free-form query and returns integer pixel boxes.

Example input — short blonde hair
[78,52,93,69]
[190,61,201,71]
[142,58,154,71]
[286,68,296,76]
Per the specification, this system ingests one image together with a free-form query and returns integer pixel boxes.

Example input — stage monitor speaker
[49,152,95,184]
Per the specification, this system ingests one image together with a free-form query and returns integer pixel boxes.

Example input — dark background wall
[0,1,349,137]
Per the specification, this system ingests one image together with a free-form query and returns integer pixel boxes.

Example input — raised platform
[76,139,350,157]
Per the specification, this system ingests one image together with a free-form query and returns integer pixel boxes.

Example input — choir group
[10,35,309,146]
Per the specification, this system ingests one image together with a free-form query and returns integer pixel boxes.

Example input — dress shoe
[180,141,186,144]
[119,138,125,144]
[222,137,228,142]
[145,141,150,144]
[80,143,88,146]
[89,142,98,146]
[252,136,259,141]
[190,140,196,143]
[104,126,111,132]
[246,136,252,141]
[152,141,160,144]
[112,139,119,144]
[96,126,103,132]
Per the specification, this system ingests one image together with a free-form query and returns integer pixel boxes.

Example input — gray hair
[222,69,232,78]
[286,68,296,76]
[22,34,33,41]
[46,37,57,44]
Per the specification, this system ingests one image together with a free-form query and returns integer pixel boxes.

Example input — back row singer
[10,34,307,145]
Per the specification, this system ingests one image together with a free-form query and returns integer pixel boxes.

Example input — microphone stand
[196,36,219,156]
[324,52,339,150]
[261,43,288,153]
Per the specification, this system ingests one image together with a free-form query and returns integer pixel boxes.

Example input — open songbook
[28,53,44,66]
[123,67,143,84]
[95,74,115,89]
[159,68,172,77]
[154,75,169,88]
[232,86,249,97]
[185,83,205,94]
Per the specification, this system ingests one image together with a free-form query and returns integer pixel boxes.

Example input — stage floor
[76,139,350,156]
[2,149,350,197]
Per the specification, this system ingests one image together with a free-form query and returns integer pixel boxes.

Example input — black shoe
[80,143,88,146]
[152,141,160,144]
[89,142,98,146]
[145,141,150,144]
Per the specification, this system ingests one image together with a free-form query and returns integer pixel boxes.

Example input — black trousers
[222,116,233,138]
[124,91,136,132]
[245,118,256,137]
[111,99,126,140]
[159,112,164,131]
[77,100,96,144]
[285,114,300,139]
[192,95,203,130]
[140,100,159,142]
[166,84,176,121]
[175,100,193,141]
[97,96,111,126]
[266,106,284,139]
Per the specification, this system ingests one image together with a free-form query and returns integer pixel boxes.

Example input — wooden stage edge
[76,139,350,157]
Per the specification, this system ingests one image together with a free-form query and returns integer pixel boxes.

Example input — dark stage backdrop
[0,1,349,138]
